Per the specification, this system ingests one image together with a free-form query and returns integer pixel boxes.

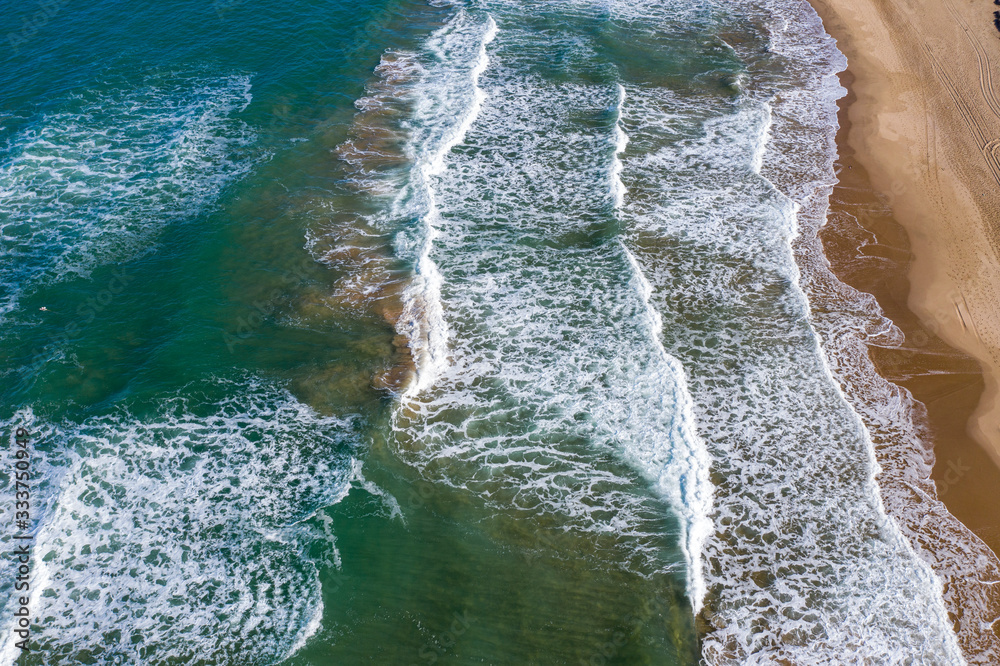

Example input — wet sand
[822,69,1000,555]
[806,0,1000,552]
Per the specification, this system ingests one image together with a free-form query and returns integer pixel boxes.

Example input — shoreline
[820,65,1000,556]
[803,0,1000,657]
[803,0,1000,514]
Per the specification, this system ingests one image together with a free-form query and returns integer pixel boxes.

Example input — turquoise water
[0,0,985,663]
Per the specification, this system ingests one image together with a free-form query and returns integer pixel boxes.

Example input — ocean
[0,0,989,663]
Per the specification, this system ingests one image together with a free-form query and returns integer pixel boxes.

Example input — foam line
[385,21,707,584]
[623,244,714,612]
[609,0,969,652]
[611,83,629,209]
[747,0,1000,660]
[396,12,498,398]
[613,85,713,613]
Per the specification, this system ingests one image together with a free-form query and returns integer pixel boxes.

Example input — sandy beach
[802,0,1000,658]
[805,0,1000,540]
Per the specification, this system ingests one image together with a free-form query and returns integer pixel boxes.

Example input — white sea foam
[336,50,423,196]
[604,0,976,651]
[622,243,714,611]
[321,10,497,391]
[383,13,713,586]
[616,74,965,662]
[752,0,1000,661]
[0,74,258,320]
[611,83,630,209]
[323,0,998,661]
[613,85,713,612]
[391,11,498,397]
[0,379,360,665]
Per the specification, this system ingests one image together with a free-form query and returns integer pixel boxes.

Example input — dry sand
[805,0,1000,532]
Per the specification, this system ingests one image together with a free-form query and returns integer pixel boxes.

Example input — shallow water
[0,0,986,663]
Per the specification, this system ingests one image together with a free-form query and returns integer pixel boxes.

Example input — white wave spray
[0,381,361,666]
[612,83,713,613]
[394,12,498,397]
